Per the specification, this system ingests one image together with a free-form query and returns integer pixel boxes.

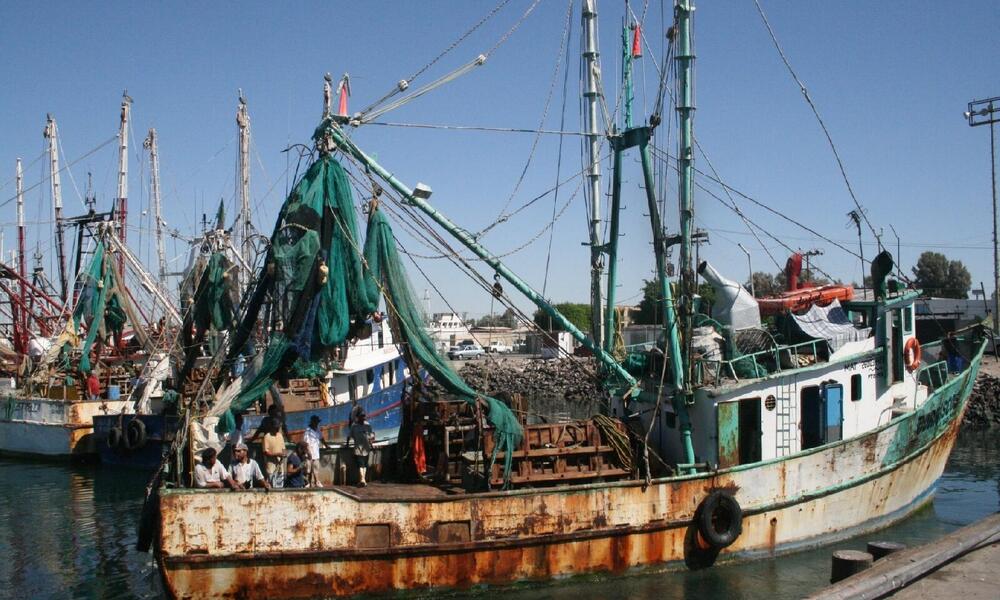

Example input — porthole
[764,395,777,411]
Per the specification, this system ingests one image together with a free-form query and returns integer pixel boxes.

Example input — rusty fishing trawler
[147,1,987,598]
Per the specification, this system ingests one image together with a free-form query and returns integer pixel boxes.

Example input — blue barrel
[107,385,121,400]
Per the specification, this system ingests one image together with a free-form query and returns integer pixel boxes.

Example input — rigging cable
[357,0,514,116]
[359,0,543,124]
[544,0,577,297]
[477,0,575,237]
[752,0,881,248]
[0,135,118,209]
[650,145,862,260]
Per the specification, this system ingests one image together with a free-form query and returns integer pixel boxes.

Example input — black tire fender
[125,419,147,450]
[107,426,123,449]
[697,490,743,549]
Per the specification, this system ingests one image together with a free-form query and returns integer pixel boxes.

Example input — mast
[144,129,168,283]
[43,115,68,302]
[116,91,132,273]
[675,0,696,391]
[603,9,697,468]
[604,19,641,356]
[582,0,605,348]
[15,158,27,353]
[237,91,252,270]
[326,124,638,389]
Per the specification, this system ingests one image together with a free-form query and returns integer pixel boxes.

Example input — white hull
[0,395,132,458]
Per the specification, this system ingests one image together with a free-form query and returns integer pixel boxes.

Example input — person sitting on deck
[284,441,309,489]
[303,415,330,487]
[86,372,101,401]
[348,410,375,488]
[229,443,269,490]
[194,447,237,490]
[262,418,287,488]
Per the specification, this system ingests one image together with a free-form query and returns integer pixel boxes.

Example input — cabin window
[903,306,913,334]
[366,369,375,385]
[348,375,358,403]
[851,374,863,401]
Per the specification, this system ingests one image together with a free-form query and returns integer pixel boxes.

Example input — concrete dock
[891,539,1000,599]
[806,513,1000,599]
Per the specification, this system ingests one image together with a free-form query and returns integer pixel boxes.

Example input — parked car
[447,343,485,360]
[486,341,512,354]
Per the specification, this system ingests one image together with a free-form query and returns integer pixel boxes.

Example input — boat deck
[326,481,466,501]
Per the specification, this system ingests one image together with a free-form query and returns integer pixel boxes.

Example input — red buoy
[337,74,350,117]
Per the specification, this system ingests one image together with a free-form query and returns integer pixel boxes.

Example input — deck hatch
[355,524,391,548]
[435,521,471,543]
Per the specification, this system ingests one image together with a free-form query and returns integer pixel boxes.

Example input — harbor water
[0,431,996,600]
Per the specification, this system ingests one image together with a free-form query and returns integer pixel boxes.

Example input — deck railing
[917,359,949,390]
[693,339,826,385]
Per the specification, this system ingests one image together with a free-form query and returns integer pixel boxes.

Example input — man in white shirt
[229,443,270,490]
[303,415,329,487]
[194,447,237,489]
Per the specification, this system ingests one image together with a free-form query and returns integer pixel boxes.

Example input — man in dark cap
[348,410,375,487]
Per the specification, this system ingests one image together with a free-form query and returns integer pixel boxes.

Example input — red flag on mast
[337,74,350,116]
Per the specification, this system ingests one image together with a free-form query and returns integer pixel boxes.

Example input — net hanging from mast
[214,151,522,480]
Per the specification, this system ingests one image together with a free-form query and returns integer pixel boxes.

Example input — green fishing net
[70,242,126,374]
[216,152,522,482]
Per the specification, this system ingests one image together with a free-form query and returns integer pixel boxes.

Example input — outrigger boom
[322,120,639,392]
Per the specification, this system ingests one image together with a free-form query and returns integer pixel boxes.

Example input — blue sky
[0,1,998,320]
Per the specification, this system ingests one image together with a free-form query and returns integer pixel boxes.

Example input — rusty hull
[158,397,966,599]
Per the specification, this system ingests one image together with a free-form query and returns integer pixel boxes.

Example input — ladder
[775,376,798,457]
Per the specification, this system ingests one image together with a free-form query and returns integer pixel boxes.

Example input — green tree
[749,272,781,297]
[911,251,971,298]
[533,302,591,332]
[636,279,661,325]
[475,307,518,328]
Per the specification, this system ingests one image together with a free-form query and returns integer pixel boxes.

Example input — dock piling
[830,550,873,583]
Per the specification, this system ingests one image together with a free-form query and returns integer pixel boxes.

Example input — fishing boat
[0,97,160,459]
[149,2,987,598]
[91,94,410,470]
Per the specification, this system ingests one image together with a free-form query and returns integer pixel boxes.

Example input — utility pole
[582,0,605,349]
[15,158,27,353]
[237,91,252,274]
[116,91,132,274]
[889,224,901,278]
[802,248,824,281]
[43,115,68,302]
[966,96,1000,337]
[144,129,168,284]
[738,243,754,296]
[847,210,865,286]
